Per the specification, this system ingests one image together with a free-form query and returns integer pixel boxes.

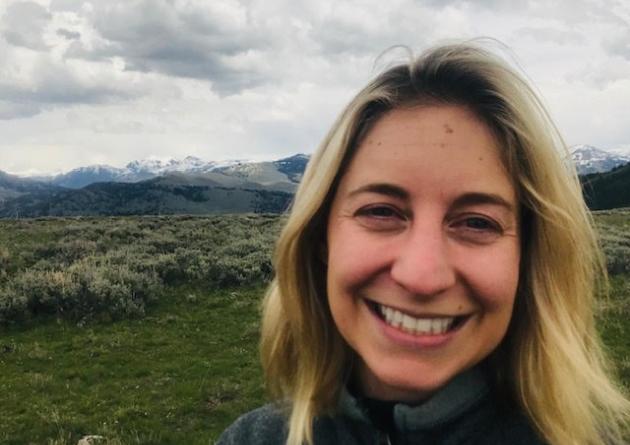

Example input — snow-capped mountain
[571,145,630,175]
[211,154,310,186]
[124,156,238,176]
[0,154,312,217]
[42,156,245,188]
[39,154,309,189]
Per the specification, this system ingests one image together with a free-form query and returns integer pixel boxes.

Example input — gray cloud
[1,1,52,50]
[63,0,272,95]
[0,55,146,119]
[57,28,81,40]
[0,77,139,106]
[0,101,41,119]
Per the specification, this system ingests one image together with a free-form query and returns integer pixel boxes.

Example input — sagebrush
[0,214,281,324]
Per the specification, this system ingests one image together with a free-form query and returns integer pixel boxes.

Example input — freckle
[377,141,382,146]
[458,305,463,310]
[444,124,453,134]
[478,156,484,161]
[440,143,445,148]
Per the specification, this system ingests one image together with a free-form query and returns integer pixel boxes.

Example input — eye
[361,206,398,218]
[354,204,407,230]
[450,215,503,243]
[463,217,498,231]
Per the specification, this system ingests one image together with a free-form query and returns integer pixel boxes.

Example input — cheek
[327,230,389,289]
[462,248,520,308]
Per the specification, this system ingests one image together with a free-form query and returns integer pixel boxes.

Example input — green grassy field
[1,285,265,444]
[0,213,628,444]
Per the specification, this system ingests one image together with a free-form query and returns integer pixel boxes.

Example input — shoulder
[216,404,288,445]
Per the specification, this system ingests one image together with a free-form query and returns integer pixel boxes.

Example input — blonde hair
[260,41,630,445]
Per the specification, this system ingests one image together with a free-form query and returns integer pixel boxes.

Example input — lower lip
[367,302,466,349]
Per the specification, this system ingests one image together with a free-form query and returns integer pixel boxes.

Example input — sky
[1,0,630,176]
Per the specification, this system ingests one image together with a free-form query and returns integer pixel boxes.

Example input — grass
[598,275,630,389]
[0,285,265,444]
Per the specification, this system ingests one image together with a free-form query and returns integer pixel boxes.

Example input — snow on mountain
[126,156,205,174]
[37,155,307,189]
[123,156,249,177]
[570,145,630,175]
[210,154,311,186]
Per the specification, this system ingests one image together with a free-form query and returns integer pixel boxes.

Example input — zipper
[377,432,392,445]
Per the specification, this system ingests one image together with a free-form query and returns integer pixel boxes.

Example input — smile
[368,301,467,336]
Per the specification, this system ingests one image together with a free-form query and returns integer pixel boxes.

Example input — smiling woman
[218,42,630,445]
[326,105,521,404]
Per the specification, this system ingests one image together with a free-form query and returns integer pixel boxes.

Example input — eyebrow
[347,183,409,200]
[452,192,516,213]
[346,184,515,213]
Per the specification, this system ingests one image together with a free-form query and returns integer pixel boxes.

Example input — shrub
[0,246,9,280]
[0,214,282,324]
[0,286,28,323]
[72,262,160,320]
[603,245,630,275]
[596,220,630,275]
[0,261,160,323]
[12,269,80,315]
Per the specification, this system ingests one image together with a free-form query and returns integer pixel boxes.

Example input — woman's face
[326,105,520,402]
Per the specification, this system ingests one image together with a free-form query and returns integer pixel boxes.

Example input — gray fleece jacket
[217,368,546,444]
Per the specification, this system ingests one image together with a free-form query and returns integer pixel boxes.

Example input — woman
[218,42,630,444]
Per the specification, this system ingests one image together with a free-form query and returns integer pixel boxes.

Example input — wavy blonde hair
[260,41,630,445]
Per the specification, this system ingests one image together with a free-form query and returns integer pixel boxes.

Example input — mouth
[366,300,470,336]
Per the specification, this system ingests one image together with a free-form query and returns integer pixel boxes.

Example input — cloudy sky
[1,0,629,175]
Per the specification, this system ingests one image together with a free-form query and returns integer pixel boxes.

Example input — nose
[390,222,456,297]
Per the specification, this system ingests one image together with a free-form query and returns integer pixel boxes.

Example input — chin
[359,356,471,402]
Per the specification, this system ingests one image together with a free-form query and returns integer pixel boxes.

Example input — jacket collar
[338,366,490,431]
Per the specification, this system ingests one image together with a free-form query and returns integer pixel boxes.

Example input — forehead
[359,105,499,162]
[338,105,516,203]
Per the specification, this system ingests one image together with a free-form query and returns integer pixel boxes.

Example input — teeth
[379,304,455,336]
[392,309,402,328]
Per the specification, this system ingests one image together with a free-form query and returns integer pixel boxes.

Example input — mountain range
[0,154,308,217]
[19,145,630,189]
[0,146,628,217]
[31,155,309,189]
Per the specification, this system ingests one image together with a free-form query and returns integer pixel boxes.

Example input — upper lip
[366,298,472,319]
